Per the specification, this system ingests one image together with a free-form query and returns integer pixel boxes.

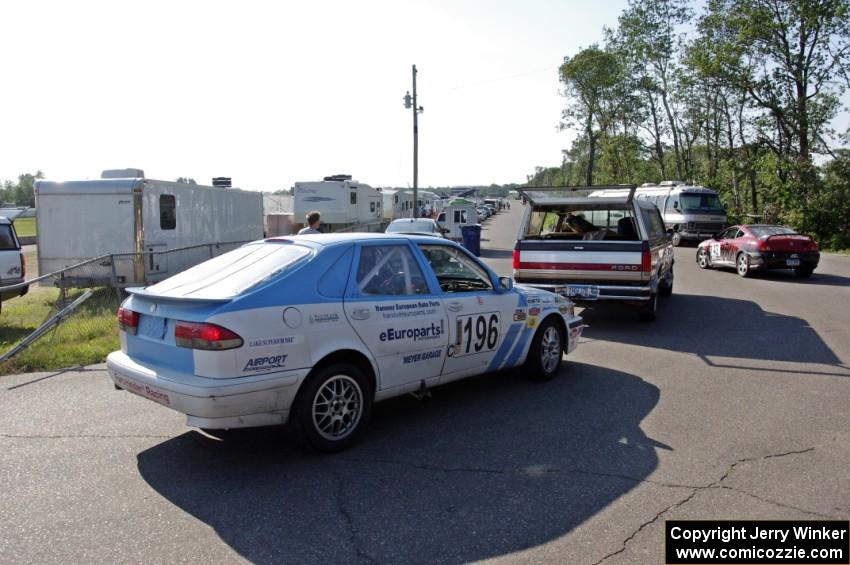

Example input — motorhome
[381,188,413,221]
[293,175,382,231]
[35,169,264,285]
[592,181,727,245]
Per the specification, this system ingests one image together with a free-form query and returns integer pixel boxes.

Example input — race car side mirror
[498,276,514,292]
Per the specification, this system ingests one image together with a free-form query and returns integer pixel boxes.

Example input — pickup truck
[512,185,674,321]
[0,215,28,312]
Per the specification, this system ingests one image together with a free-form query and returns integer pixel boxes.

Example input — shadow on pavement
[138,362,662,564]
[581,293,847,374]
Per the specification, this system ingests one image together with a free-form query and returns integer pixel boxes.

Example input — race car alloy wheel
[525,317,563,381]
[736,253,751,277]
[295,363,372,452]
[697,249,711,269]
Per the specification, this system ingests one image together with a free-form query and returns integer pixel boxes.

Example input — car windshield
[145,242,312,299]
[749,226,797,237]
[678,193,724,212]
[387,221,434,233]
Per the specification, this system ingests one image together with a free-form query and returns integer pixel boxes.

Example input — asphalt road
[2,208,848,564]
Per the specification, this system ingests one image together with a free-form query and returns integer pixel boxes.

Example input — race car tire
[794,266,814,278]
[293,363,372,453]
[736,252,751,277]
[697,249,711,269]
[658,266,674,297]
[524,317,563,381]
[639,293,658,322]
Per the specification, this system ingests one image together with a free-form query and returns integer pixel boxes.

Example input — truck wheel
[658,266,674,297]
[639,293,658,322]
[736,253,751,278]
[523,318,563,381]
[697,249,711,269]
[293,363,371,453]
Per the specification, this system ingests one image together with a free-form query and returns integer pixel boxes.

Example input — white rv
[591,181,728,245]
[34,169,264,285]
[381,188,413,221]
[293,175,382,231]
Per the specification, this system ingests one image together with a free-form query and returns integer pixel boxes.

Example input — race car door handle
[350,308,371,320]
[447,302,463,312]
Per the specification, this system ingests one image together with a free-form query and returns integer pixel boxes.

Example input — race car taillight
[640,242,651,272]
[810,240,819,251]
[117,308,139,335]
[20,253,25,278]
[512,249,520,270]
[174,321,243,351]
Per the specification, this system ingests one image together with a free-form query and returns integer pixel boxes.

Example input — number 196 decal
[455,312,500,356]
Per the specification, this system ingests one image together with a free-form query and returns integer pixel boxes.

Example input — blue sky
[0,0,845,191]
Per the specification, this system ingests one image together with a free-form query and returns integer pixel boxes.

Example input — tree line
[529,0,850,250]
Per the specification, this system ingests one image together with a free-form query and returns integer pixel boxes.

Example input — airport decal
[243,355,288,372]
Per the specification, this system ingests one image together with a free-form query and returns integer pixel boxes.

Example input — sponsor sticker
[374,300,442,319]
[528,306,541,316]
[526,316,538,329]
[309,313,340,324]
[112,373,171,407]
[380,321,444,343]
[243,355,288,372]
[402,349,443,365]
[247,336,301,348]
[513,309,527,322]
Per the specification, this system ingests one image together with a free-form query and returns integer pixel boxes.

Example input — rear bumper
[747,251,820,270]
[106,351,311,429]
[0,277,28,301]
[520,282,652,302]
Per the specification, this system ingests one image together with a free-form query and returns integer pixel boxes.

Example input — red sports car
[696,224,820,278]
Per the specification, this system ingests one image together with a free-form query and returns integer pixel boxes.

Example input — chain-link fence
[0,241,250,367]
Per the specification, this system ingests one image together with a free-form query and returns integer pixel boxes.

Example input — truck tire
[671,231,682,246]
[293,363,372,453]
[523,317,563,381]
[658,266,674,297]
[639,293,658,322]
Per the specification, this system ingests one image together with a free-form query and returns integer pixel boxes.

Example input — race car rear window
[0,224,18,249]
[748,226,797,237]
[145,242,311,299]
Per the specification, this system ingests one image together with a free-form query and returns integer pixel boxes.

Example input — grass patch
[13,217,36,238]
[0,286,119,375]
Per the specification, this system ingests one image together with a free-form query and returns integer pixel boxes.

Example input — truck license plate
[561,285,599,300]
[786,258,800,267]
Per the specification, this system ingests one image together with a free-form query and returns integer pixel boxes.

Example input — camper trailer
[293,175,382,231]
[34,169,264,285]
[591,181,728,246]
[381,188,413,221]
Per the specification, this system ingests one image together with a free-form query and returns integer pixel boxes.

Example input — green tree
[560,45,626,185]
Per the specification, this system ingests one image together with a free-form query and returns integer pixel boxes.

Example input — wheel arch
[307,349,378,398]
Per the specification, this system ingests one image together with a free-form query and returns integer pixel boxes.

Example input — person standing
[297,211,322,234]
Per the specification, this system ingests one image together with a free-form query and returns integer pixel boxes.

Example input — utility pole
[404,65,424,218]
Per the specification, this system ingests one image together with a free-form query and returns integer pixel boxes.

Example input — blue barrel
[460,224,482,256]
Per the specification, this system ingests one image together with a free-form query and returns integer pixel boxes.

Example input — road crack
[332,469,378,565]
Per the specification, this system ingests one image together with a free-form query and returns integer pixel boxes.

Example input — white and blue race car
[107,233,585,452]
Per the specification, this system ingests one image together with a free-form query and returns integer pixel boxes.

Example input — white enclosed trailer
[293,175,382,231]
[381,188,415,221]
[34,170,263,285]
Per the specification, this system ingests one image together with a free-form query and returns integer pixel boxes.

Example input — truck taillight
[640,242,651,272]
[117,308,139,335]
[20,253,25,277]
[811,240,819,251]
[175,321,243,351]
[512,249,520,270]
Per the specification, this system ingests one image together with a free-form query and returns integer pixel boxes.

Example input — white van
[592,181,727,246]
